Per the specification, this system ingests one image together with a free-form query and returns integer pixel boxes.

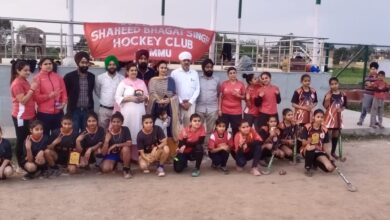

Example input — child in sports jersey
[75,111,105,169]
[0,126,14,180]
[258,116,288,159]
[323,77,347,159]
[232,120,263,176]
[300,109,336,177]
[370,71,389,129]
[174,113,206,177]
[255,72,281,128]
[45,114,79,176]
[100,112,132,179]
[291,74,318,126]
[278,108,296,160]
[21,121,49,180]
[243,73,261,127]
[208,119,232,174]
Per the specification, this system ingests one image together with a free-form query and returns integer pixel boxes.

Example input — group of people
[357,62,389,128]
[1,49,378,181]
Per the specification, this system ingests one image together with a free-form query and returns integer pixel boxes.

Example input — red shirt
[10,78,36,120]
[258,84,279,114]
[245,84,261,115]
[220,80,245,115]
[373,80,389,99]
[208,131,233,150]
[179,125,206,153]
[33,71,68,114]
[233,128,262,152]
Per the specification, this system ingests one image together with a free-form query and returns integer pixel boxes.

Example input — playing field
[1,139,389,220]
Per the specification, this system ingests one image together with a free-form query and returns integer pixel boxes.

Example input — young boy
[208,119,232,174]
[358,62,379,125]
[370,71,389,128]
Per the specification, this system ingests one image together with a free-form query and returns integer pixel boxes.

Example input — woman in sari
[147,60,180,156]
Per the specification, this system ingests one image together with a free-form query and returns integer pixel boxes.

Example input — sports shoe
[22,173,34,181]
[191,169,200,177]
[51,168,62,177]
[219,166,229,175]
[305,169,313,177]
[123,168,133,179]
[157,167,165,177]
[143,169,150,174]
[357,122,363,126]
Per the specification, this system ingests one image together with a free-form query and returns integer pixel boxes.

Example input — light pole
[208,0,217,61]
[63,0,75,66]
[235,0,242,66]
[161,0,165,25]
[312,0,321,68]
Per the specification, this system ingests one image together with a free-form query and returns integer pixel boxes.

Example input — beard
[79,66,89,73]
[107,67,117,74]
[204,70,213,77]
[138,62,148,69]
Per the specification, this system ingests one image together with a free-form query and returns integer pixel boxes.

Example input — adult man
[64,51,95,132]
[196,59,220,148]
[94,55,124,129]
[171,51,200,127]
[136,49,156,86]
[357,61,379,126]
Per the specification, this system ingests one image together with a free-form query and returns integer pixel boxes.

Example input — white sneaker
[157,167,165,177]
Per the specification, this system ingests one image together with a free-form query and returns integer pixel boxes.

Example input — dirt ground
[1,139,390,220]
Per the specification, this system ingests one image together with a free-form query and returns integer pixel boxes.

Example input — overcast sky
[1,0,389,45]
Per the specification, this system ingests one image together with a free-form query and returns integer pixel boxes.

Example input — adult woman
[255,72,281,128]
[115,62,148,161]
[219,67,245,136]
[147,60,180,154]
[10,60,37,168]
[243,73,261,127]
[33,57,68,135]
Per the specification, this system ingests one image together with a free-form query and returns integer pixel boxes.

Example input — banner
[83,23,215,61]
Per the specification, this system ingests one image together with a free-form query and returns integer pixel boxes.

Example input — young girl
[45,115,79,175]
[0,126,14,180]
[291,74,318,126]
[20,121,49,180]
[278,108,297,160]
[243,73,261,127]
[154,109,171,137]
[137,114,170,177]
[75,111,105,169]
[10,60,37,169]
[255,72,281,128]
[208,119,232,174]
[174,113,206,177]
[232,120,263,176]
[101,112,132,179]
[258,116,288,159]
[300,109,335,177]
[219,67,245,136]
[323,77,347,159]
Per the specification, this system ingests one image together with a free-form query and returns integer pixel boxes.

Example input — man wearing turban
[64,51,95,132]
[135,49,157,87]
[171,51,200,127]
[94,55,124,129]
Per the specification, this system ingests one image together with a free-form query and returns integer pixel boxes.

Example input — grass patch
[331,67,390,86]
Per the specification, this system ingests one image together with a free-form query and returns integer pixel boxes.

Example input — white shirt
[170,67,200,104]
[94,71,125,107]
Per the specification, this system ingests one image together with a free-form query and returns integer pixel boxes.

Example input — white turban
[178,51,192,61]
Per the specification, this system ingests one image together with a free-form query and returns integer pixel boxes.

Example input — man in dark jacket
[64,51,95,132]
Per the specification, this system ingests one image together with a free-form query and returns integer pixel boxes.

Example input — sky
[0,0,389,45]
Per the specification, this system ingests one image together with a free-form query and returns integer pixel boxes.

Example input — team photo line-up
[1,49,388,181]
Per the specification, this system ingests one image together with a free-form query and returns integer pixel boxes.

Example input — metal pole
[362,45,369,89]
[267,47,270,68]
[11,20,14,59]
[288,37,293,72]
[312,0,321,66]
[324,42,330,72]
[209,0,217,61]
[235,0,242,66]
[255,39,259,71]
[278,44,281,69]
[261,38,266,70]
[220,36,225,70]
[63,0,75,66]
[161,0,165,25]
[60,24,63,58]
